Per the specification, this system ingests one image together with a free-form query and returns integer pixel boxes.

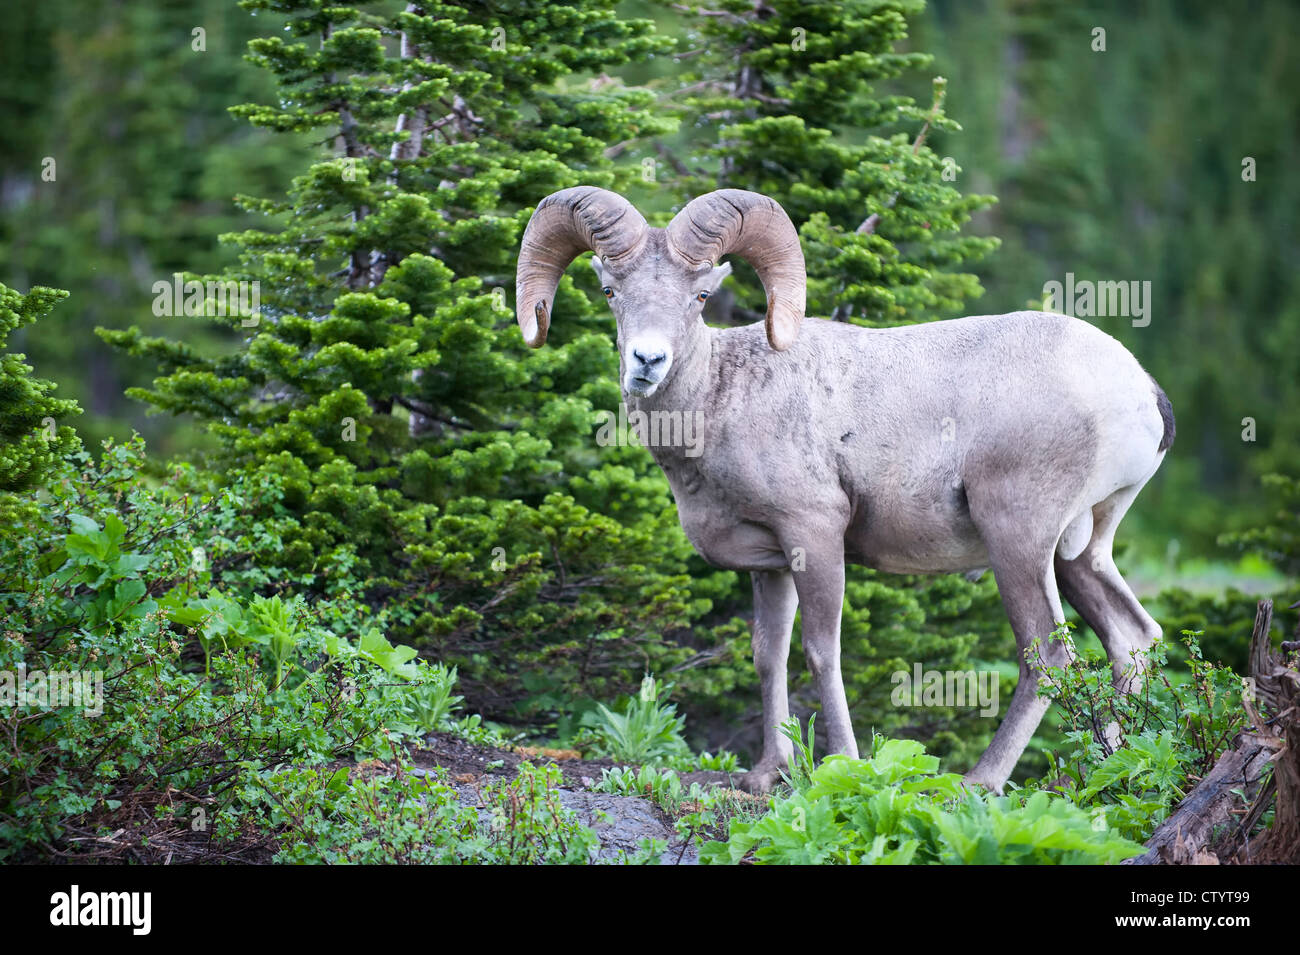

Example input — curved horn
[515,187,648,347]
[666,189,805,350]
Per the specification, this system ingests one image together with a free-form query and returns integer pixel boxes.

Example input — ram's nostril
[633,349,666,366]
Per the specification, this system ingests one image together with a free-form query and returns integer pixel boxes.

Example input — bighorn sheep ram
[515,187,1174,793]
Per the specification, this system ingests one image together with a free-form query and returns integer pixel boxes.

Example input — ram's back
[702,311,1168,574]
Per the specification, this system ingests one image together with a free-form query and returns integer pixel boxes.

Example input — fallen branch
[1123,733,1276,865]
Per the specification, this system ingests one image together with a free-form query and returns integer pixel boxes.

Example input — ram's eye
[696,290,710,302]
[602,286,614,299]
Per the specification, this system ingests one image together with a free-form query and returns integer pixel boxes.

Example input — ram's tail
[1150,375,1175,452]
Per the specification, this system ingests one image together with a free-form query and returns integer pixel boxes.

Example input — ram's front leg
[790,541,858,761]
[740,568,799,794]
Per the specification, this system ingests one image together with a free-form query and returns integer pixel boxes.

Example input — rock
[556,790,698,865]
[408,767,697,864]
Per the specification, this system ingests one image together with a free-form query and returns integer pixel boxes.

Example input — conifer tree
[662,0,998,325]
[0,283,79,494]
[102,1,753,737]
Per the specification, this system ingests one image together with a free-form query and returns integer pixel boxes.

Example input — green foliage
[778,713,819,790]
[245,760,597,864]
[241,763,467,865]
[700,734,1144,865]
[0,283,80,496]
[1030,628,1247,841]
[595,763,687,805]
[478,762,600,864]
[580,675,690,764]
[1079,733,1182,802]
[0,436,475,860]
[399,663,464,735]
[933,789,1142,865]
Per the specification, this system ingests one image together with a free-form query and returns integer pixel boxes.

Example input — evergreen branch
[392,395,466,432]
[654,142,694,178]
[856,79,948,237]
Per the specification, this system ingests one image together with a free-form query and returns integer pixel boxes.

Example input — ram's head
[515,187,806,397]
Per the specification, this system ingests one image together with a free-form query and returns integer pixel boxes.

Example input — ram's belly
[846,524,989,575]
[674,480,989,576]
[844,493,989,575]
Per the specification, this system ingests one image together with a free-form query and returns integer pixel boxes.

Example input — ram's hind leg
[1054,483,1163,695]
[965,508,1073,792]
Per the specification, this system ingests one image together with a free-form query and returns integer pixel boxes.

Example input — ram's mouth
[625,374,660,396]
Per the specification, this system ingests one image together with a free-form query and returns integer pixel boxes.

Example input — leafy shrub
[1155,586,1274,674]
[243,760,596,865]
[478,762,599,864]
[579,675,690,765]
[1031,627,1248,841]
[0,436,477,860]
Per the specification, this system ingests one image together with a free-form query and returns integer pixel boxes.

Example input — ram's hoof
[961,771,1006,796]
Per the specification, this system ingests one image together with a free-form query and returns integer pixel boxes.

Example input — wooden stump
[1241,599,1300,862]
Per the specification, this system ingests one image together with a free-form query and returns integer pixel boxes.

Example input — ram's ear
[590,255,606,284]
[706,261,733,291]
